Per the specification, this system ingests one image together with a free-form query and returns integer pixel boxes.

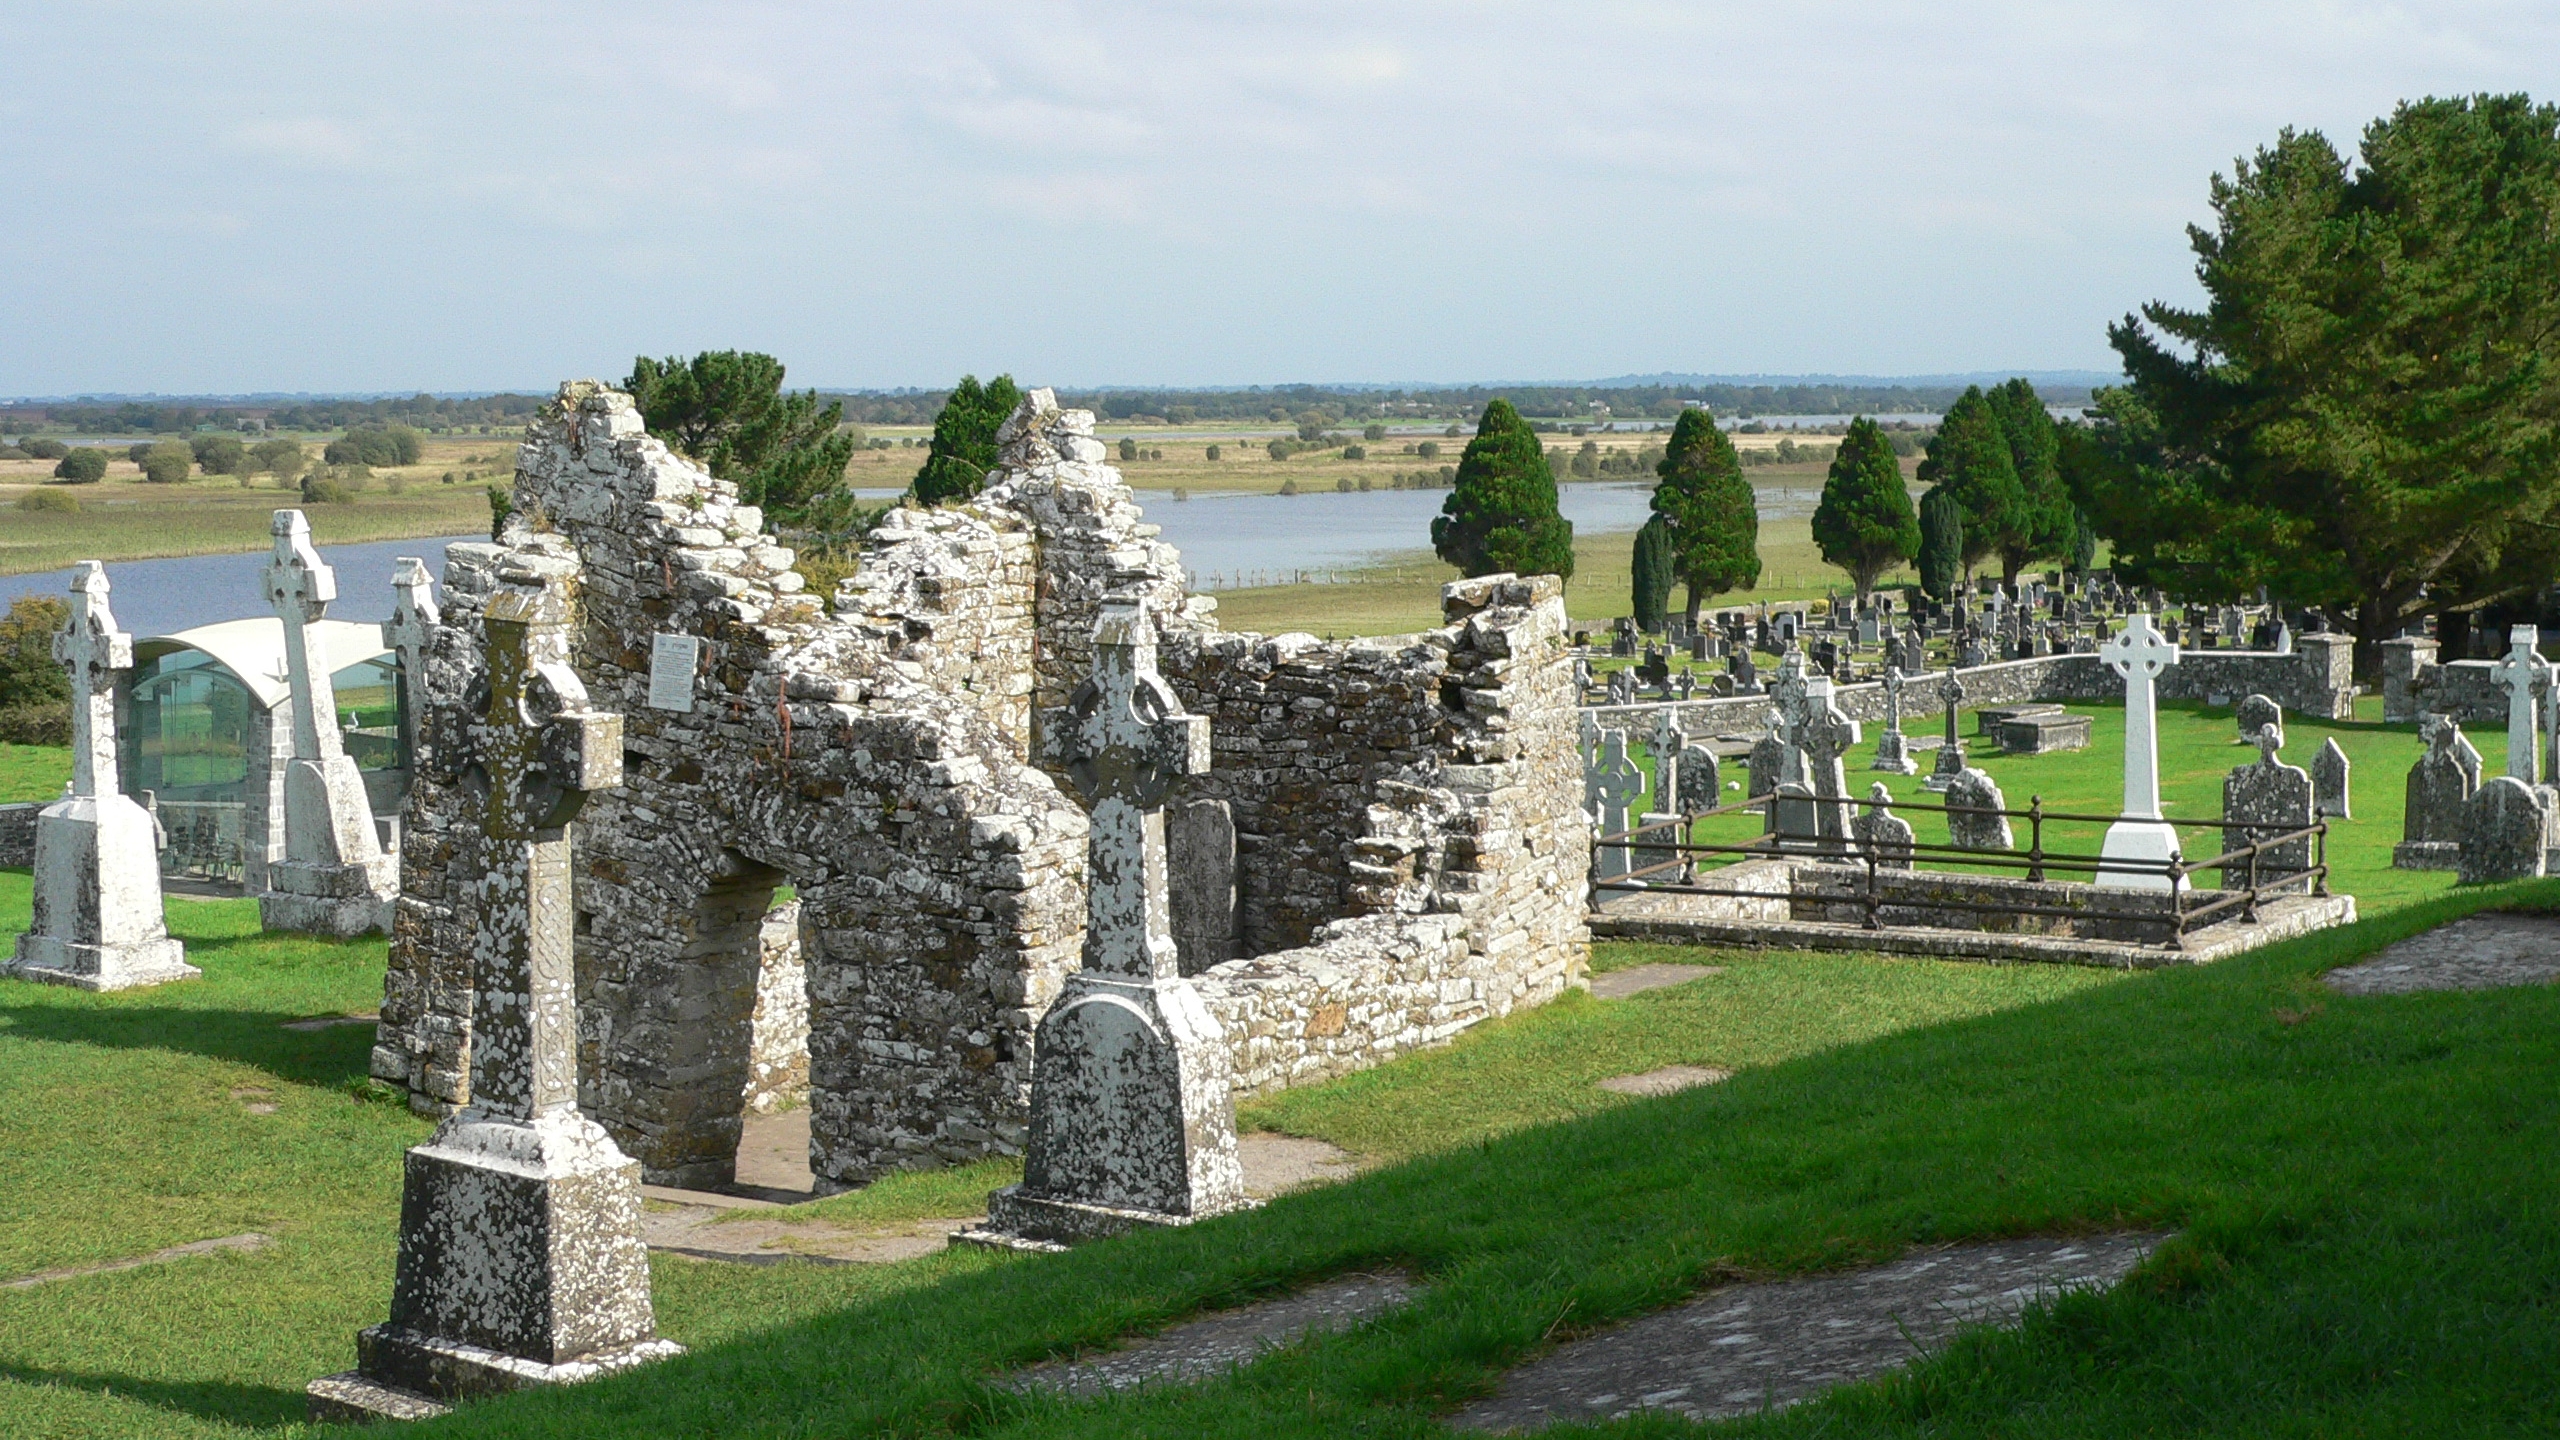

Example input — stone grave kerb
[2097,611,2184,891]
[8,562,197,992]
[967,590,1251,1248]
[257,509,397,936]
[311,577,678,1424]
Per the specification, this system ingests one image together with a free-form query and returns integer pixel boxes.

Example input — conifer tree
[1809,417,1920,602]
[1432,399,1575,580]
[625,351,856,524]
[910,374,1024,505]
[1918,485,1966,601]
[1630,516,1674,632]
[1982,378,2076,582]
[1916,387,2022,580]
[1649,408,1759,626]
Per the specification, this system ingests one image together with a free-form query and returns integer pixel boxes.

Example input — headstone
[7,563,197,991]
[1606,669,1637,707]
[1646,710,1685,815]
[385,557,440,773]
[1922,666,1968,793]
[974,592,1251,1245]
[1747,718,1786,801]
[1800,678,1860,853]
[2313,738,2352,819]
[2234,694,2282,743]
[309,578,675,1423]
[2096,612,2183,891]
[257,510,398,937]
[1851,782,1914,868]
[2459,776,2550,885]
[1588,728,1646,880]
[1944,768,2014,851]
[2491,626,2544,781]
[2396,715,2482,870]
[1573,656,1593,695]
[1872,666,1918,774]
[1168,797,1238,975]
[2220,727,2315,886]
[1676,745,1722,815]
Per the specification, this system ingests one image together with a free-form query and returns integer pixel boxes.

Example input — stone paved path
[1589,963,1723,1000]
[1448,1232,2165,1432]
[1011,1272,1417,1397]
[2324,912,2560,995]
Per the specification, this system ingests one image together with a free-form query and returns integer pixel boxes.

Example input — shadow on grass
[0,1000,377,1091]
[0,1359,307,1429]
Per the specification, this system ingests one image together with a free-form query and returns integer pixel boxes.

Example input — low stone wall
[1789,865,2223,946]
[0,800,37,869]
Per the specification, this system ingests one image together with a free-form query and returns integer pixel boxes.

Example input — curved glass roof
[133,618,394,709]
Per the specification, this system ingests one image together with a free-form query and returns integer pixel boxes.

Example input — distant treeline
[0,381,2073,436]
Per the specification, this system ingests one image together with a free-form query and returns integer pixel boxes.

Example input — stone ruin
[372,383,1590,1191]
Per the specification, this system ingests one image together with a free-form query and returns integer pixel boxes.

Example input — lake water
[0,480,1813,636]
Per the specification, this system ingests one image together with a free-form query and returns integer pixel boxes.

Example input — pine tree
[1918,485,1966,601]
[1809,417,1920,601]
[1630,516,1674,632]
[910,374,1024,505]
[1982,378,2075,583]
[625,351,857,524]
[1916,387,2023,580]
[1432,399,1575,580]
[1649,408,1759,626]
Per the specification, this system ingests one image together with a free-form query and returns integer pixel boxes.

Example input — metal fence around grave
[1591,790,2330,952]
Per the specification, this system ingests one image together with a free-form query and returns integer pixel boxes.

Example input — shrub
[1363,423,1386,441]
[1343,444,1366,460]
[0,593,72,709]
[53,448,107,483]
[1119,438,1139,461]
[324,425,423,467]
[1417,440,1439,460]
[127,443,153,464]
[1205,444,1221,461]
[189,433,249,475]
[0,446,27,460]
[252,438,305,478]
[1357,476,1373,492]
[0,702,70,746]
[17,489,78,513]
[1278,478,1299,496]
[302,466,366,504]
[138,440,194,483]
[21,438,68,460]
[1267,438,1294,462]
[1337,477,1355,492]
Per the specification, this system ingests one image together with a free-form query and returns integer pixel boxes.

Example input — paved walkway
[2325,912,2560,995]
[1010,1272,1417,1397]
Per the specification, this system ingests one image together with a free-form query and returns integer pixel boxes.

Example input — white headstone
[2097,611,2184,891]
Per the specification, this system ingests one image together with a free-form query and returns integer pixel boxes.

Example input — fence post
[2314,820,2329,898]
[1863,845,1880,930]
[2167,856,2190,951]
[2243,838,2260,924]
[2027,795,2046,884]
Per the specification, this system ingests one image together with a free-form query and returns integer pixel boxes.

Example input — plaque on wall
[647,632,700,713]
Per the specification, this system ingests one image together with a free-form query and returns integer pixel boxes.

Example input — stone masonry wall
[0,801,36,868]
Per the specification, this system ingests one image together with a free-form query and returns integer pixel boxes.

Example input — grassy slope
[1,743,71,803]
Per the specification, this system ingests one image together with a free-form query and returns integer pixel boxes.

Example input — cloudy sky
[1,1,2549,395]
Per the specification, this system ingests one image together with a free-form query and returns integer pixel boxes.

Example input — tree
[323,426,423,467]
[0,594,70,710]
[1118,437,1139,462]
[1981,378,2076,581]
[138,440,193,484]
[252,438,305,479]
[626,351,858,523]
[1918,485,1966,600]
[1432,399,1575,580]
[189,434,248,475]
[1648,408,1759,625]
[53,448,107,483]
[1630,516,1674,632]
[908,373,1023,505]
[1809,416,1921,601]
[1916,387,2023,581]
[2078,95,2560,673]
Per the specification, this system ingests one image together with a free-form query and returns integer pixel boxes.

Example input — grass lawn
[1,743,71,803]
[1,696,2544,1436]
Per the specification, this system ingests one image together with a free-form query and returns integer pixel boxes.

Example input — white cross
[261,510,347,765]
[385,557,440,771]
[53,562,133,800]
[2490,625,2543,782]
[2100,611,2180,820]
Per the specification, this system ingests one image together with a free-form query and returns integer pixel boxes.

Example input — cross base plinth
[12,796,196,991]
[306,1329,684,1424]
[258,862,397,938]
[2390,840,2462,871]
[2096,819,2187,892]
[1870,733,1919,775]
[1920,741,1968,792]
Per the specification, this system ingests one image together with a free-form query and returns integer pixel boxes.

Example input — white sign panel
[646,632,700,713]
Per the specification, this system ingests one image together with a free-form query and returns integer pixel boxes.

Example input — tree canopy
[1981,379,2075,582]
[2073,94,2560,669]
[1648,408,1759,624]
[1918,485,1966,601]
[0,594,69,711]
[910,375,1024,506]
[626,351,857,525]
[1630,516,1674,632]
[52,448,106,483]
[1432,399,1575,580]
[1916,387,2023,579]
[1810,417,1920,600]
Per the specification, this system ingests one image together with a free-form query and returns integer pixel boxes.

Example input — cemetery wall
[0,800,35,868]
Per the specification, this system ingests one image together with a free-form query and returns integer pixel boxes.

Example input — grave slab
[2324,913,2560,994]
[1011,1272,1417,1398]
[1588,963,1725,999]
[1597,1065,1732,1097]
[1449,1233,2165,1432]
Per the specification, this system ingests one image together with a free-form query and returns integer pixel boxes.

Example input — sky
[1,1,2552,396]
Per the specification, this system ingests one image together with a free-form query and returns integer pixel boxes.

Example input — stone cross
[1938,664,1965,747]
[59,561,130,800]
[1923,663,1969,791]
[2491,626,2545,782]
[1771,648,1811,745]
[264,510,350,767]
[385,556,440,771]
[1647,708,1685,815]
[1590,728,1646,879]
[1800,678,1859,851]
[319,577,676,1421]
[258,509,395,935]
[2097,611,2183,889]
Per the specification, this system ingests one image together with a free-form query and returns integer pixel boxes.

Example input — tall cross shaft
[465,586,623,1121]
[2100,612,2179,820]
[56,562,132,799]
[1042,594,1209,982]
[263,510,347,764]
[1940,665,1965,746]
[2490,626,2543,782]
[386,557,440,769]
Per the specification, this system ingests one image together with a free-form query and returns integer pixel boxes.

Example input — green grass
[1,743,71,803]
[731,1158,1025,1230]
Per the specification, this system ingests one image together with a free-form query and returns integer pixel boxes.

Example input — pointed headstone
[1676,744,1721,815]
[8,563,197,991]
[970,592,1251,1247]
[2459,776,2549,885]
[309,576,675,1424]
[2313,738,2351,820]
[2221,727,2315,886]
[2396,715,2482,870]
[258,510,397,936]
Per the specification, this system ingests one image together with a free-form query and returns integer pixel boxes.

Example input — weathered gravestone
[2395,715,2481,870]
[967,593,1251,1246]
[1747,717,1787,801]
[1872,666,1918,774]
[2459,776,2550,885]
[2235,694,2282,742]
[1851,782,1914,868]
[1922,666,1968,793]
[2313,738,2351,820]
[2220,727,2315,887]
[1945,768,2014,852]
[1646,709,1685,818]
[1587,728,1646,880]
[1800,677,1860,853]
[1168,797,1239,975]
[385,556,440,787]
[258,510,399,936]
[2490,626,2546,781]
[1676,744,1721,815]
[1606,669,1637,706]
[8,562,197,991]
[309,580,676,1423]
